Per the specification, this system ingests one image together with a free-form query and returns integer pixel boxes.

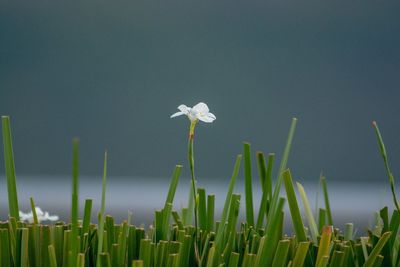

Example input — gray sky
[1,0,400,184]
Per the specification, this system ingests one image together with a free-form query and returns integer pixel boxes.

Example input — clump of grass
[0,116,399,267]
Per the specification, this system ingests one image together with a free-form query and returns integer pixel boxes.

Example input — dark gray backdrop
[1,0,400,185]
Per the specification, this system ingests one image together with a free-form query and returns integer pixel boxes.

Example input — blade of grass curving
[256,152,274,230]
[30,197,39,225]
[267,118,297,232]
[283,169,307,242]
[372,121,400,212]
[316,226,332,267]
[389,210,400,266]
[363,231,391,267]
[291,242,310,267]
[97,151,108,267]
[297,182,319,244]
[243,142,255,227]
[2,116,20,220]
[320,176,333,225]
[71,138,80,265]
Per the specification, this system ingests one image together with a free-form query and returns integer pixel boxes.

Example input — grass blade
[198,188,207,231]
[316,226,332,267]
[2,116,20,220]
[48,245,58,267]
[82,199,93,236]
[320,176,333,225]
[291,242,310,267]
[71,138,80,264]
[214,155,242,264]
[29,197,39,225]
[271,239,290,267]
[363,231,391,267]
[372,121,400,212]
[297,182,319,244]
[243,142,255,227]
[206,195,215,232]
[267,118,297,231]
[283,169,307,242]
[256,152,274,230]
[97,151,108,267]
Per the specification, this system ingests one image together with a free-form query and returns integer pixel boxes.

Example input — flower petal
[207,112,216,120]
[192,102,209,115]
[170,111,185,118]
[177,104,190,114]
[198,114,216,123]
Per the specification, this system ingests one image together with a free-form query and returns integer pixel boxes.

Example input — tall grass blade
[291,242,310,267]
[243,142,255,227]
[267,118,297,231]
[372,121,400,212]
[214,155,242,265]
[297,182,319,244]
[71,138,80,264]
[283,169,307,242]
[271,239,290,267]
[48,245,58,267]
[256,152,274,230]
[1,116,20,220]
[29,197,39,225]
[97,151,108,267]
[363,231,391,267]
[316,226,332,267]
[206,195,215,232]
[320,176,333,225]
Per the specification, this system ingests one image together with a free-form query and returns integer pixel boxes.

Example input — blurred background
[0,0,400,231]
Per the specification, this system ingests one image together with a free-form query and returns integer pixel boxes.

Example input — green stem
[188,121,200,265]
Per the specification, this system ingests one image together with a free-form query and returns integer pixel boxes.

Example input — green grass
[1,116,400,267]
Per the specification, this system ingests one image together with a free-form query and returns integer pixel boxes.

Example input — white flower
[19,206,59,223]
[170,102,216,123]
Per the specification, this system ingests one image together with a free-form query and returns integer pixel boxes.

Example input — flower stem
[188,121,200,265]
